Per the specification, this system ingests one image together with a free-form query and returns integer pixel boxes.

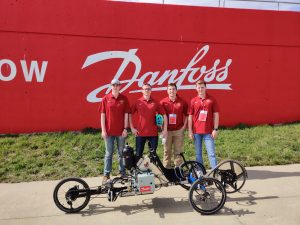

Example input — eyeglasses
[143,88,151,91]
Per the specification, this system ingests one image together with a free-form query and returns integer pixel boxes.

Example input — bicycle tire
[189,177,226,215]
[53,177,91,213]
[179,161,206,190]
[212,160,247,193]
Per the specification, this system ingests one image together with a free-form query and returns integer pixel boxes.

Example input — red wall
[0,0,300,133]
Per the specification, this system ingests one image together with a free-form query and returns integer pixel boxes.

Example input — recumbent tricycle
[53,142,247,215]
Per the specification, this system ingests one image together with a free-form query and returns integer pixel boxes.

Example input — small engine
[137,173,155,194]
[121,145,155,195]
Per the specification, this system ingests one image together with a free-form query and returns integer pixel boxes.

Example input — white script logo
[82,45,232,102]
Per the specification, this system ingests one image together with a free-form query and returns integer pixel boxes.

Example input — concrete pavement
[0,164,300,225]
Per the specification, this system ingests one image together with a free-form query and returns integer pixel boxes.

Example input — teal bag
[155,114,164,126]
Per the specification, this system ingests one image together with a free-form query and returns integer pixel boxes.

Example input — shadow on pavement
[246,170,300,180]
[80,196,193,218]
[227,190,279,205]
[76,189,276,218]
[225,189,278,217]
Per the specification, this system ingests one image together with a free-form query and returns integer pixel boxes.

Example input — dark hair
[167,83,177,90]
[196,80,206,87]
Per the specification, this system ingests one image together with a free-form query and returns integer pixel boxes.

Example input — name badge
[169,114,177,124]
[198,110,208,121]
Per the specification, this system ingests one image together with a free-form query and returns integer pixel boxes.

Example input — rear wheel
[189,177,226,215]
[179,161,206,190]
[53,177,91,213]
[213,160,247,193]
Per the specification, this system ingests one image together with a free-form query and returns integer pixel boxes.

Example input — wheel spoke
[227,182,237,190]
[230,161,235,174]
[236,172,245,179]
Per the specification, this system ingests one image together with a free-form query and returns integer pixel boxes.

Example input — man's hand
[101,131,107,139]
[211,130,218,139]
[122,129,128,137]
[131,127,139,136]
[188,131,194,140]
[162,130,168,139]
[179,125,186,133]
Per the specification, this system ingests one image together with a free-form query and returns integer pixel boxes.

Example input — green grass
[0,123,300,183]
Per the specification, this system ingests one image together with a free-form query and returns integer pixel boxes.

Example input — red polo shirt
[99,93,130,136]
[131,97,166,136]
[160,95,188,131]
[188,94,219,134]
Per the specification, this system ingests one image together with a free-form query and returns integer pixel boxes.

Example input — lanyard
[169,98,176,114]
[200,98,206,111]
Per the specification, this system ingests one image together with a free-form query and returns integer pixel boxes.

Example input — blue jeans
[135,136,158,160]
[103,136,125,176]
[194,134,217,169]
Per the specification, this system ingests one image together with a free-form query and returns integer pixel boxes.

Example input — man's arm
[188,115,193,140]
[122,113,129,137]
[129,114,138,136]
[101,113,107,139]
[212,112,219,139]
[182,115,188,131]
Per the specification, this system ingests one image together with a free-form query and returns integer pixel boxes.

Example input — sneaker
[102,175,110,185]
[119,173,127,179]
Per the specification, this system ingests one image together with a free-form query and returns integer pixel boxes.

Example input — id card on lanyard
[169,114,177,124]
[199,110,208,121]
[198,98,208,121]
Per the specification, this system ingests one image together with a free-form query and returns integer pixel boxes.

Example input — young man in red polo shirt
[99,79,130,184]
[129,83,167,160]
[188,80,220,169]
[160,83,188,168]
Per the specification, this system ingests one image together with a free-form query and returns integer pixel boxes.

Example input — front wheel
[179,161,206,190]
[53,177,91,213]
[189,177,226,215]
